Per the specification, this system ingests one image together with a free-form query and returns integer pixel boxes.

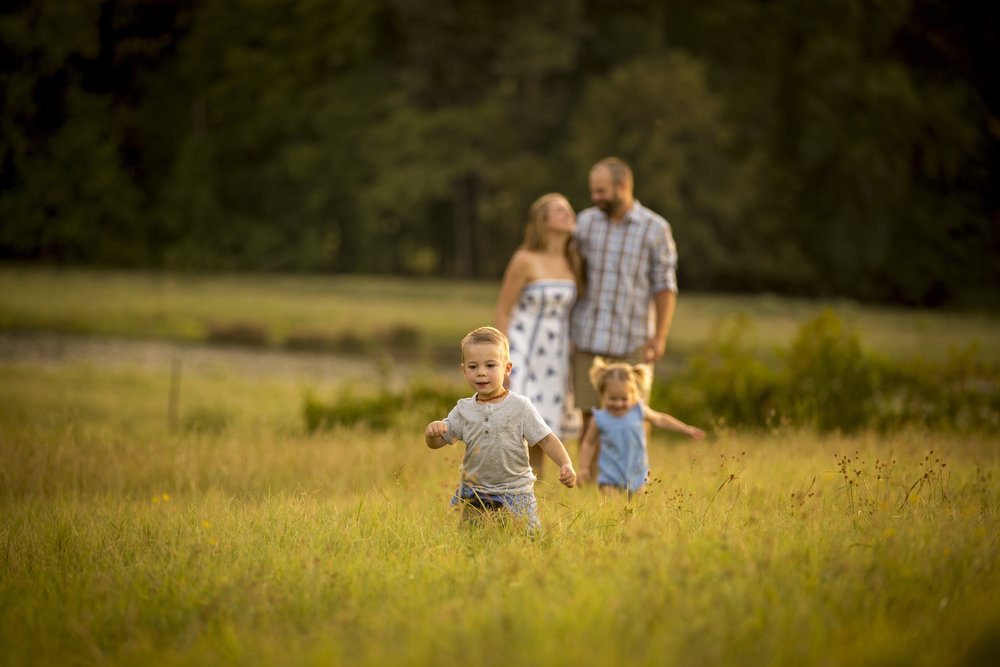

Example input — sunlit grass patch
[2,348,1000,665]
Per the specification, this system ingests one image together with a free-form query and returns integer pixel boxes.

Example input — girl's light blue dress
[592,402,649,492]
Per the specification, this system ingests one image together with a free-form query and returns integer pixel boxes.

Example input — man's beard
[597,195,620,214]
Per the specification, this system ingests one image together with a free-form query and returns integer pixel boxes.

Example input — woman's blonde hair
[460,326,510,363]
[519,193,586,297]
[588,357,651,404]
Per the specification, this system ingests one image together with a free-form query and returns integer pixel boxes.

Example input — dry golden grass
[2,267,999,665]
[2,352,999,666]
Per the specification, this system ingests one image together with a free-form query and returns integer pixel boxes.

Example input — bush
[205,320,270,346]
[653,315,777,430]
[780,308,877,433]
[873,342,1000,432]
[656,310,999,434]
[283,329,341,352]
[303,375,464,432]
[286,325,424,356]
[302,312,1000,435]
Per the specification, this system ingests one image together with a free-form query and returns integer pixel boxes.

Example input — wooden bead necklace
[476,389,509,403]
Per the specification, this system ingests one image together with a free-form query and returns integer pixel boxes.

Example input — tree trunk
[452,172,479,278]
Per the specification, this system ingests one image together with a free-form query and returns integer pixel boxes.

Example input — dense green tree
[1,2,142,263]
[0,0,996,306]
[362,0,587,277]
[564,52,763,291]
[689,0,996,303]
[151,0,386,270]
[1,0,198,263]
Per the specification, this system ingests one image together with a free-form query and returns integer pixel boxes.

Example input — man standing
[570,157,678,480]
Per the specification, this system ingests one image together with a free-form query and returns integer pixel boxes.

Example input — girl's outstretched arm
[642,405,706,440]
[425,420,449,449]
[535,433,576,487]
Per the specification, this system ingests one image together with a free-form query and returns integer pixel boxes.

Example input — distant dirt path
[0,330,413,385]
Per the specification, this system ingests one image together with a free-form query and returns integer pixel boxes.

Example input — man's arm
[645,288,676,362]
[644,214,677,363]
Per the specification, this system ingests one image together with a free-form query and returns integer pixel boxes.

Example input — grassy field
[1,266,999,364]
[2,268,1000,666]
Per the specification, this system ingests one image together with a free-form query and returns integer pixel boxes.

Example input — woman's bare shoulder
[506,248,540,276]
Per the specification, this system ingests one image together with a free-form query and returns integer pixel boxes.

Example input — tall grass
[2,356,999,666]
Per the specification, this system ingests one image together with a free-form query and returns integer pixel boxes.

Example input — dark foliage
[2,0,998,307]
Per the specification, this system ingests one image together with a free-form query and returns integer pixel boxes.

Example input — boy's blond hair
[461,326,510,363]
[588,356,651,404]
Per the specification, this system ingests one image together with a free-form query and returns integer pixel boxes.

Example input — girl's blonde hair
[460,326,510,363]
[589,357,651,404]
[520,192,587,297]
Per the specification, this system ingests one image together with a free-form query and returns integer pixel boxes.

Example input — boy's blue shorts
[451,486,540,530]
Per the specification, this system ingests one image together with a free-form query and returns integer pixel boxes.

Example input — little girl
[578,358,705,496]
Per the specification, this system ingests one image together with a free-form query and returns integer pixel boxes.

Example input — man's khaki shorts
[572,347,653,415]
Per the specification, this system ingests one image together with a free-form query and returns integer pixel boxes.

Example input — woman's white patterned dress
[506,280,577,438]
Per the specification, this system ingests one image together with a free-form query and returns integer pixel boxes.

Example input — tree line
[1,0,997,307]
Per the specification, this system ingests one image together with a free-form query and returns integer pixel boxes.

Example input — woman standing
[495,193,585,477]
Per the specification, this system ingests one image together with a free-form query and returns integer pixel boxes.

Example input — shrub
[302,312,999,435]
[874,342,1000,433]
[283,329,340,352]
[377,324,423,352]
[779,308,877,433]
[656,310,999,434]
[303,375,464,432]
[205,320,270,346]
[654,315,777,430]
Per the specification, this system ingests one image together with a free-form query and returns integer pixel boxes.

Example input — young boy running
[425,326,576,530]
